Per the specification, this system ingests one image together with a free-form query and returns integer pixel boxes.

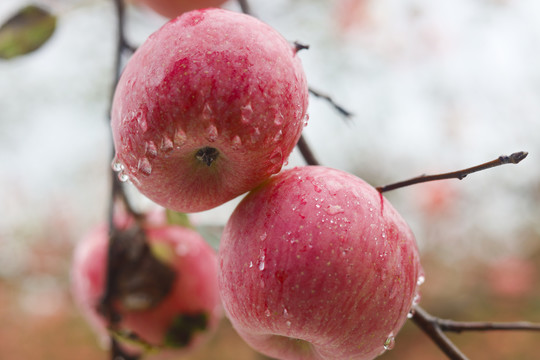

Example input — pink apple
[134,0,228,19]
[71,218,222,355]
[111,8,309,213]
[219,166,423,360]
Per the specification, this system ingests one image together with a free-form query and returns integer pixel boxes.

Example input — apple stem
[297,135,320,166]
[376,151,528,193]
[309,87,354,119]
[237,0,253,15]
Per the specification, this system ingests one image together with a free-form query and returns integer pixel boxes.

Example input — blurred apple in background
[133,0,228,19]
[71,215,222,357]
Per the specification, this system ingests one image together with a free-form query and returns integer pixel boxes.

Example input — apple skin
[111,8,309,213]
[71,221,222,355]
[218,166,423,360]
[135,0,228,19]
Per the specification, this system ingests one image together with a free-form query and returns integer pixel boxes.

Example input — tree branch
[308,87,353,119]
[297,135,320,166]
[377,151,528,193]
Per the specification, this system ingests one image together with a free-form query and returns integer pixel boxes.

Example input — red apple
[71,219,222,356]
[111,8,309,213]
[219,166,423,360]
[134,0,228,19]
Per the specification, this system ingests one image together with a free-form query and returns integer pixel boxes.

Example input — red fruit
[134,0,227,19]
[71,221,222,355]
[219,166,423,360]
[111,8,309,212]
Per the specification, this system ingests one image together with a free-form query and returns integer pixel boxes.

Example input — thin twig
[297,135,320,166]
[237,0,252,15]
[377,151,528,193]
[411,306,469,360]
[308,87,353,119]
[439,319,540,333]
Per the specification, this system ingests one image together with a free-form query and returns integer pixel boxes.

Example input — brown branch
[308,87,353,119]
[297,135,320,166]
[237,0,253,15]
[411,306,469,360]
[377,151,528,193]
[438,318,540,333]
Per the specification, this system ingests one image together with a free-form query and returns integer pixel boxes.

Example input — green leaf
[165,209,193,228]
[0,5,57,60]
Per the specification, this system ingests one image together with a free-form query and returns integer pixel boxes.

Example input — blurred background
[0,0,539,359]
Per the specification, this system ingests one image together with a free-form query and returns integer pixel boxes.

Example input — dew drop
[145,141,158,158]
[303,114,310,127]
[260,232,267,242]
[202,103,213,121]
[417,275,425,286]
[274,112,284,126]
[118,172,129,182]
[161,136,174,152]
[269,147,283,165]
[206,124,218,142]
[137,157,152,176]
[273,130,283,143]
[383,334,395,351]
[241,103,253,123]
[250,127,261,143]
[231,135,242,150]
[265,309,271,317]
[325,205,344,215]
[174,128,187,147]
[407,309,415,319]
[111,160,124,172]
[412,292,421,306]
[258,249,266,271]
[286,321,292,327]
[283,308,289,317]
[249,261,253,268]
[136,111,148,132]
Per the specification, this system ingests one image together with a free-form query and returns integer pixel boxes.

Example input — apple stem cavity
[195,147,220,167]
[376,151,528,193]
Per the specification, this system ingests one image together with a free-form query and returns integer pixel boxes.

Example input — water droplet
[383,334,395,350]
[111,160,124,172]
[241,103,253,123]
[303,114,309,127]
[250,127,261,143]
[258,249,266,271]
[202,103,213,121]
[325,205,344,215]
[273,130,283,143]
[265,309,271,317]
[231,135,242,150]
[417,275,425,286]
[145,141,158,158]
[206,124,218,142]
[274,112,284,126]
[283,308,289,317]
[118,172,129,182]
[407,309,415,319]
[137,157,152,176]
[269,147,283,165]
[286,321,292,327]
[260,233,267,242]
[249,261,253,268]
[136,111,147,132]
[161,136,174,152]
[174,128,187,147]
[412,292,421,306]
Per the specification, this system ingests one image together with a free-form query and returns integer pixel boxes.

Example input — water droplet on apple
[231,135,242,150]
[325,205,344,215]
[286,320,292,327]
[269,147,283,168]
[145,141,158,158]
[258,249,266,271]
[249,261,253,268]
[265,309,271,317]
[250,127,261,143]
[241,103,253,124]
[273,130,283,143]
[118,172,129,182]
[260,232,267,242]
[383,334,395,350]
[283,308,289,317]
[137,157,152,176]
[412,292,421,306]
[136,111,148,132]
[111,159,124,172]
[417,275,425,286]
[303,114,309,127]
[161,136,174,152]
[206,124,218,142]
[407,309,415,319]
[202,103,213,121]
[174,128,187,147]
[274,112,284,126]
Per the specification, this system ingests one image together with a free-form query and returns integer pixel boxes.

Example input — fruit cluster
[73,7,423,360]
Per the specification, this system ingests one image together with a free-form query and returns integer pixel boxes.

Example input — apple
[71,217,222,356]
[111,8,309,213]
[134,0,228,19]
[219,166,423,360]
